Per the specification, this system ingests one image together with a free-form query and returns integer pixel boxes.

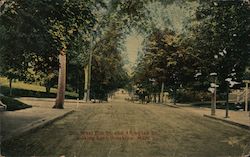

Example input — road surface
[1,94,250,157]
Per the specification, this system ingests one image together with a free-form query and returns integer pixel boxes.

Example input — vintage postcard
[0,0,249,156]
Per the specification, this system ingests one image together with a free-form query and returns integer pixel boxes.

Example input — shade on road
[2,94,250,157]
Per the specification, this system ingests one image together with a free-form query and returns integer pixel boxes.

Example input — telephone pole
[210,73,217,116]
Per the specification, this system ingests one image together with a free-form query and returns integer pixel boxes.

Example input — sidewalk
[16,97,87,109]
[17,97,86,103]
[0,107,74,143]
[179,105,250,130]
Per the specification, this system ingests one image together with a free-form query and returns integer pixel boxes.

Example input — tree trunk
[83,65,89,101]
[211,77,217,116]
[78,78,84,100]
[245,82,249,112]
[53,48,66,109]
[225,86,230,118]
[157,93,160,103]
[160,82,164,103]
[211,93,215,115]
[9,78,12,97]
[75,68,79,94]
[173,87,177,105]
[153,93,156,103]
[45,86,51,94]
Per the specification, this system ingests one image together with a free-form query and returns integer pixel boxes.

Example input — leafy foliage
[133,0,250,102]
[133,29,196,97]
[193,0,250,92]
[91,25,129,100]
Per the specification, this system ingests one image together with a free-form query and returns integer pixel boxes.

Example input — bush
[176,89,211,103]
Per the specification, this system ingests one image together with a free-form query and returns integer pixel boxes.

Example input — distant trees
[90,24,129,100]
[133,29,196,103]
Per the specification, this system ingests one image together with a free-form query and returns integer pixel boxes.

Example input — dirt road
[2,94,250,157]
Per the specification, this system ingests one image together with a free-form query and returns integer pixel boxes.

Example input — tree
[0,0,104,108]
[90,24,129,100]
[133,28,196,103]
[193,0,250,111]
[0,0,59,96]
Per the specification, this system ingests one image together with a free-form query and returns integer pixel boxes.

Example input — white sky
[125,34,143,65]
[123,33,144,74]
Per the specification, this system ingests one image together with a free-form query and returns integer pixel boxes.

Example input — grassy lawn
[0,95,32,111]
[0,77,78,99]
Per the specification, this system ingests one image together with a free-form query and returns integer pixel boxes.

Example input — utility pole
[213,79,217,116]
[210,73,217,116]
[211,89,216,116]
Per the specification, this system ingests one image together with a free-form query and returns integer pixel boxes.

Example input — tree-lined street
[1,0,250,156]
[2,94,250,157]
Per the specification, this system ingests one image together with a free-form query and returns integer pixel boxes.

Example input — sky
[124,33,143,73]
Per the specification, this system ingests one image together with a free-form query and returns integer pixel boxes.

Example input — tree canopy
[0,0,249,105]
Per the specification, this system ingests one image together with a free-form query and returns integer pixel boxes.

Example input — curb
[1,110,75,143]
[164,104,180,108]
[16,97,86,103]
[203,114,250,131]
